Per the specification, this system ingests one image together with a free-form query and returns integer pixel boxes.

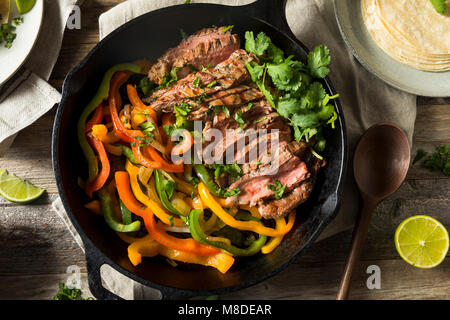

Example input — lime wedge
[0,169,45,203]
[0,0,10,24]
[15,0,36,14]
[395,215,449,269]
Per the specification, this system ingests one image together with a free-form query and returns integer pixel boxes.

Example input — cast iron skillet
[52,0,347,300]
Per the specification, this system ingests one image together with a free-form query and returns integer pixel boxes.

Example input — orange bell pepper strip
[85,103,104,133]
[115,171,219,256]
[84,200,102,215]
[145,146,184,173]
[85,135,110,198]
[171,129,194,157]
[131,144,163,169]
[126,84,157,123]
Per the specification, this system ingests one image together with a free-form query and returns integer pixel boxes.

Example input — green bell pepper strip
[119,145,139,165]
[98,188,141,232]
[154,169,184,217]
[193,164,239,198]
[77,63,141,182]
[119,199,132,225]
[189,209,267,256]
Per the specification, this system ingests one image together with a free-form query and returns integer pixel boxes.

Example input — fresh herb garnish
[234,109,245,128]
[430,0,446,14]
[267,180,286,200]
[221,25,234,33]
[191,92,209,104]
[413,149,428,165]
[213,105,230,117]
[244,31,338,157]
[0,23,17,49]
[201,64,211,72]
[193,76,202,88]
[53,283,93,300]
[420,145,450,176]
[248,102,253,110]
[206,80,217,88]
[13,16,23,26]
[162,179,176,199]
[159,66,182,88]
[220,187,241,198]
[210,163,243,179]
[174,103,192,117]
[184,0,191,4]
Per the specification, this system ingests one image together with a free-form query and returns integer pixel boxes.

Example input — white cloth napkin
[0,0,80,153]
[52,0,417,299]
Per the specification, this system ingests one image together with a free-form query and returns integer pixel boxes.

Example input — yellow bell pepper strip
[126,84,157,123]
[84,135,110,198]
[189,209,267,257]
[198,182,296,237]
[168,173,195,195]
[98,187,141,233]
[78,64,141,182]
[84,200,102,215]
[240,205,262,219]
[116,232,141,244]
[261,216,287,254]
[127,234,235,274]
[91,124,120,144]
[115,171,221,256]
[125,161,184,227]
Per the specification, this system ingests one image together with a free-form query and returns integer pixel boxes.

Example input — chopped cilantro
[210,163,243,179]
[206,80,217,88]
[221,25,234,33]
[267,180,286,200]
[422,145,450,176]
[174,103,192,117]
[413,149,428,165]
[234,109,245,128]
[13,16,23,26]
[53,283,93,300]
[213,105,230,117]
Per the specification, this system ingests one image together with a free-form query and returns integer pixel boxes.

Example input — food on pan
[79,26,338,273]
[361,0,450,72]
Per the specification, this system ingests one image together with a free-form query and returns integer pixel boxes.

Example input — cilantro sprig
[267,180,286,200]
[414,145,450,176]
[244,31,338,156]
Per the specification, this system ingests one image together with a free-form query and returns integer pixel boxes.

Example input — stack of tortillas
[362,0,450,72]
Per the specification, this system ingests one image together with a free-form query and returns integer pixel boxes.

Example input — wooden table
[0,1,449,300]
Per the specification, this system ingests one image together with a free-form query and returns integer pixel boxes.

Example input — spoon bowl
[337,122,410,300]
[354,122,411,201]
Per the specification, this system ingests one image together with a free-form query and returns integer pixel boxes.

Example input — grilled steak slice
[257,155,326,218]
[148,27,240,84]
[149,50,257,112]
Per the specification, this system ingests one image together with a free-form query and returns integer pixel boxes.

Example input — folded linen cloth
[0,0,80,155]
[52,0,417,299]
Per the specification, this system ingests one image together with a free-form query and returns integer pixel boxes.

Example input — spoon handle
[336,198,377,300]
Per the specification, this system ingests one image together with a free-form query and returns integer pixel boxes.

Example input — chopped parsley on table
[414,145,450,176]
[244,31,339,157]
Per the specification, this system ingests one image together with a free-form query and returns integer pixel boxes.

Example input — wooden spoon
[336,122,410,300]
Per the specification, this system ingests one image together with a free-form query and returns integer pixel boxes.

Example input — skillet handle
[85,243,123,300]
[241,0,293,36]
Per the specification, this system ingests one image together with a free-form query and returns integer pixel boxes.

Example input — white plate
[334,0,450,97]
[0,0,44,86]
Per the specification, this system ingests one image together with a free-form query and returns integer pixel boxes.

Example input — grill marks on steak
[148,27,240,85]
[149,50,258,113]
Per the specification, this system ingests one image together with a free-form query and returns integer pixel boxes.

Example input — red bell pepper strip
[85,104,104,133]
[85,136,110,198]
[126,84,157,123]
[115,171,219,256]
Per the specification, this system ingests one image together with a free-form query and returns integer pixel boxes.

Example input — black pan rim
[52,2,348,298]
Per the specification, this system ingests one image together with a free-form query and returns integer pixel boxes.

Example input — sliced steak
[257,155,326,218]
[148,27,240,84]
[149,50,257,113]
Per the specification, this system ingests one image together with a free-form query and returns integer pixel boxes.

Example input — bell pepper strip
[167,173,194,195]
[91,124,120,144]
[171,129,194,157]
[85,135,110,198]
[127,234,235,273]
[85,104,104,133]
[84,200,102,215]
[154,169,185,217]
[116,232,141,244]
[120,199,132,225]
[103,143,123,156]
[189,209,267,257]
[261,216,288,254]
[115,171,220,256]
[126,84,157,123]
[145,146,184,173]
[120,145,139,165]
[78,64,141,182]
[125,161,184,227]
[131,145,163,169]
[198,182,295,237]
[240,205,262,219]
[133,59,153,74]
[98,188,141,233]
[193,164,232,198]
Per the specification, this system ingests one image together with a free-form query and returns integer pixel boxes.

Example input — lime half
[0,0,10,24]
[15,0,36,14]
[395,215,449,269]
[0,169,45,203]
